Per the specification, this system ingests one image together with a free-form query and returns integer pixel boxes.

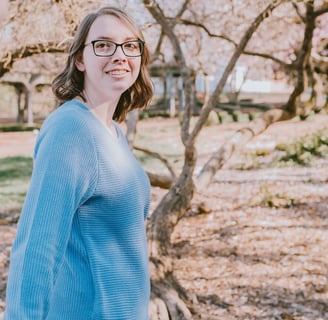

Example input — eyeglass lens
[93,40,143,57]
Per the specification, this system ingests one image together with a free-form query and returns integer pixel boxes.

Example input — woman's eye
[125,42,138,50]
[96,42,112,49]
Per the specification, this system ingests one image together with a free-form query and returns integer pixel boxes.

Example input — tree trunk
[126,109,139,147]
[15,84,25,123]
[284,0,315,114]
[147,147,197,319]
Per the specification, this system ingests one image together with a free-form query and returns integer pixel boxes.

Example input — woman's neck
[77,91,119,136]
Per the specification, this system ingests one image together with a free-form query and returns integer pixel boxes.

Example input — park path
[0,131,37,158]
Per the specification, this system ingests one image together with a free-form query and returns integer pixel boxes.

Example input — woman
[4,5,153,320]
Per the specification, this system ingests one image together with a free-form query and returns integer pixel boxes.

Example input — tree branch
[179,18,238,46]
[313,3,328,17]
[0,41,68,78]
[292,1,306,23]
[243,49,292,68]
[133,144,177,179]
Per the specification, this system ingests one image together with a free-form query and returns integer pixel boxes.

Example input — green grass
[0,123,41,132]
[0,156,32,213]
[275,127,328,166]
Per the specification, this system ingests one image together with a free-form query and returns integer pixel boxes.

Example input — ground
[1,114,328,319]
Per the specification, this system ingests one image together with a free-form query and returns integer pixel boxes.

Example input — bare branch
[179,18,238,46]
[150,31,166,64]
[313,3,328,17]
[133,144,177,179]
[292,1,306,23]
[243,50,293,68]
[176,0,191,19]
[0,41,68,77]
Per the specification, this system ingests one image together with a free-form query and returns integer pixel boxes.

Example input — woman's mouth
[107,69,129,76]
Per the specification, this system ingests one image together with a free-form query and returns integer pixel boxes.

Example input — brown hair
[52,6,153,122]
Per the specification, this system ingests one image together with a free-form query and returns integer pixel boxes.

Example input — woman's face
[76,14,142,103]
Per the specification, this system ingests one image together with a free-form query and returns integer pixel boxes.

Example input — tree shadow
[172,197,328,319]
[196,285,328,319]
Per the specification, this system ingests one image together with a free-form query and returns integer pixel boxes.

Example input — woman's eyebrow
[94,36,138,41]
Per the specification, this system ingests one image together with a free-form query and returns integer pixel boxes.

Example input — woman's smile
[106,68,130,76]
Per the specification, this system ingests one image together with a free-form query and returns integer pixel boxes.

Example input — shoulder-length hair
[52,6,153,122]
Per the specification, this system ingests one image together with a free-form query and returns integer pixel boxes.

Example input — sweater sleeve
[4,109,98,319]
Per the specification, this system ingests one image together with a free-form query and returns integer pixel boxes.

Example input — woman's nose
[111,46,127,61]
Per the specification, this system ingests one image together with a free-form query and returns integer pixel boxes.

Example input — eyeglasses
[84,39,144,57]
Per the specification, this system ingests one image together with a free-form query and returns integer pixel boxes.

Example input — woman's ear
[75,53,85,72]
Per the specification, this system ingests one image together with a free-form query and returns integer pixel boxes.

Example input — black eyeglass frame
[84,39,145,57]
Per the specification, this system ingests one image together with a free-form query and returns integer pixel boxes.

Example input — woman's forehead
[87,14,138,40]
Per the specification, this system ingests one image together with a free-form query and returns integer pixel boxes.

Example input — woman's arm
[4,109,97,319]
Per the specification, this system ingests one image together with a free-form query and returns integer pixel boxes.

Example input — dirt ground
[1,114,328,319]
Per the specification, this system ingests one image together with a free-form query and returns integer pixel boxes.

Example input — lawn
[0,156,32,217]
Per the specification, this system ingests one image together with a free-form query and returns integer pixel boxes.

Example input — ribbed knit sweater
[4,101,151,320]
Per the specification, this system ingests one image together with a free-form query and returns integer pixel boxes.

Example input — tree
[143,0,292,318]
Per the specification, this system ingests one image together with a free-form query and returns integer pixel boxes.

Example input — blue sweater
[4,101,151,319]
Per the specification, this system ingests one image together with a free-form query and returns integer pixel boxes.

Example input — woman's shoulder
[35,100,96,153]
[45,100,88,123]
[43,100,90,130]
[39,101,91,140]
